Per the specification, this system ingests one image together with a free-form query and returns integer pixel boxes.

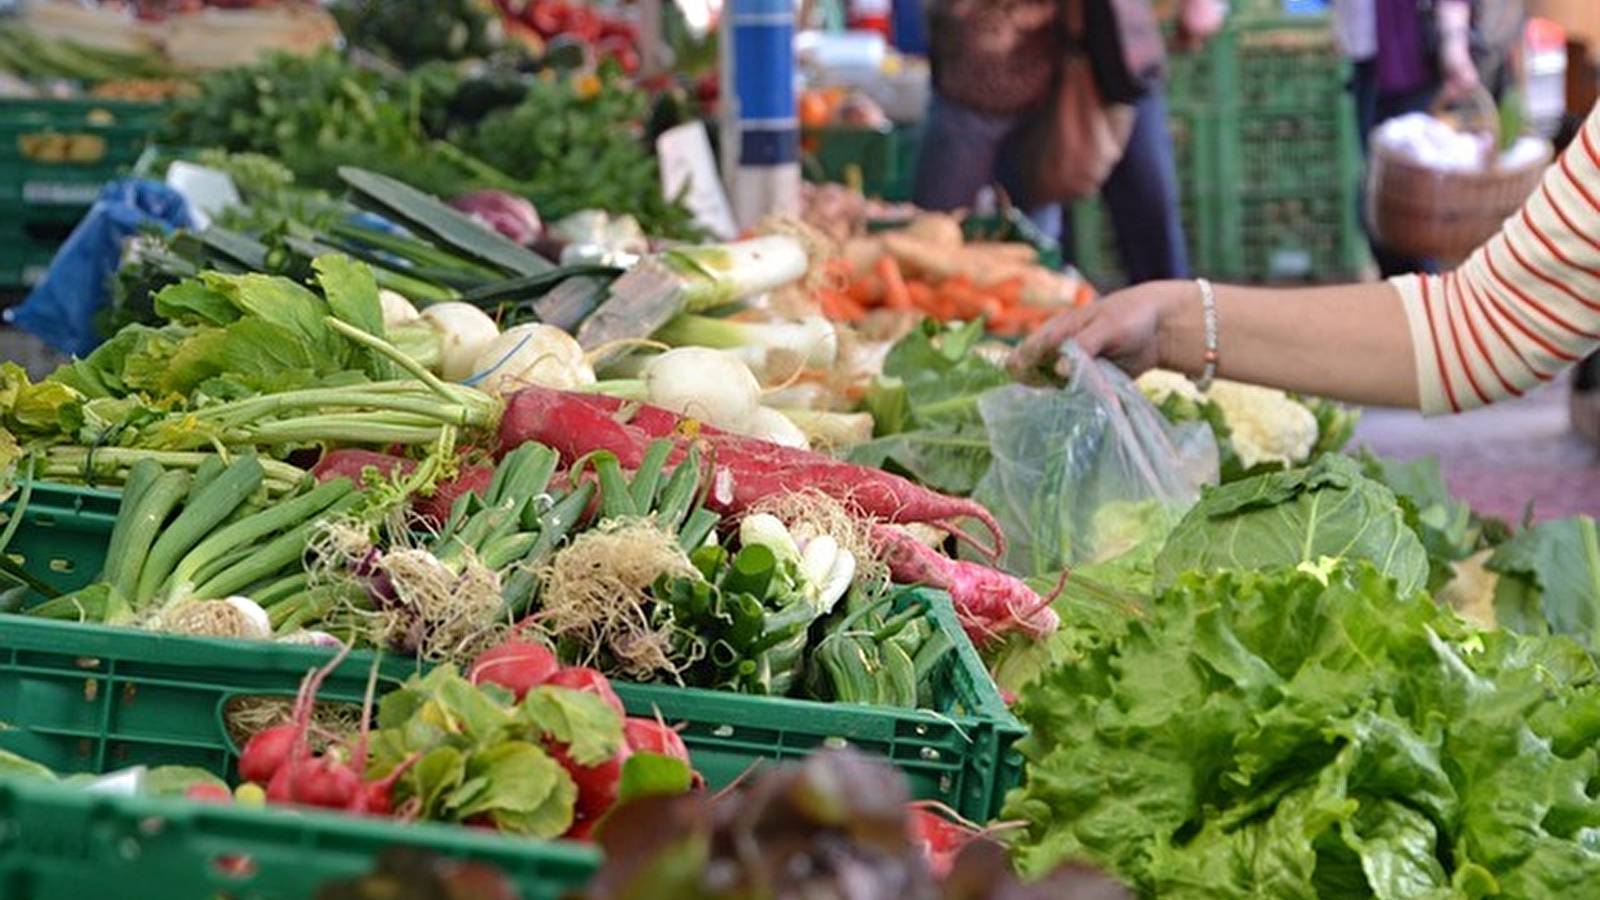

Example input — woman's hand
[1006,281,1178,383]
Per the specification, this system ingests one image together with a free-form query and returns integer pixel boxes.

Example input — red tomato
[525,0,568,36]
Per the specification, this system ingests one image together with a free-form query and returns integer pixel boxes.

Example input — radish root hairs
[527,518,698,680]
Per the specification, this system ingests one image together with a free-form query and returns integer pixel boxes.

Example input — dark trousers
[912,88,1190,284]
[1350,59,1442,277]
[1054,89,1191,283]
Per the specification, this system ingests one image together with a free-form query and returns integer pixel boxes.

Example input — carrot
[869,523,1058,648]
[816,286,867,322]
[906,278,938,315]
[846,270,882,307]
[876,255,913,311]
[496,387,1007,560]
[935,275,990,321]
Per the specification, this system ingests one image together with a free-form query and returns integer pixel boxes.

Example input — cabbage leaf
[1154,453,1429,597]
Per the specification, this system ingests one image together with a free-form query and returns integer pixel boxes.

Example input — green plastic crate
[0,775,600,900]
[0,98,168,210]
[0,98,169,289]
[0,483,1026,821]
[0,481,121,604]
[802,123,924,202]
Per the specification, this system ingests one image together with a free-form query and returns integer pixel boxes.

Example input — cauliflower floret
[1135,368,1205,405]
[1203,379,1319,470]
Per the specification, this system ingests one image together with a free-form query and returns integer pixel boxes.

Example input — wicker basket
[1365,88,1552,261]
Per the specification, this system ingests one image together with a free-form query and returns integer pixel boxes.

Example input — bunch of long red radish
[493,385,1058,647]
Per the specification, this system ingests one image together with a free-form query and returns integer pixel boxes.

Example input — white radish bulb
[643,346,764,431]
[420,301,501,382]
[379,289,421,328]
[222,595,273,639]
[743,406,811,449]
[468,323,595,397]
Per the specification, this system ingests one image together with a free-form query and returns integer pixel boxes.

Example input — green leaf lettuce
[1003,561,1600,899]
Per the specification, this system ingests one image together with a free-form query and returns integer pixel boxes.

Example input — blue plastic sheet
[6,179,193,358]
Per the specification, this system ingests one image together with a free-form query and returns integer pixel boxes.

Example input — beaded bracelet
[1194,277,1219,392]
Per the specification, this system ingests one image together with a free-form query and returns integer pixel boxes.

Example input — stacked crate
[0,97,168,292]
[1072,13,1369,286]
[1212,18,1366,282]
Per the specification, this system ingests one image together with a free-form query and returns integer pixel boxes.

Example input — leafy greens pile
[1003,560,1600,899]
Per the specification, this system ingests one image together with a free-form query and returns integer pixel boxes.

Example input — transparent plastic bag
[973,340,1218,578]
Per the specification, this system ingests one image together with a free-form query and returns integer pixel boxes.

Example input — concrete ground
[1349,371,1600,524]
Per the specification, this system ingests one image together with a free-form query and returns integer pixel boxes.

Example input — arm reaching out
[1010,103,1600,415]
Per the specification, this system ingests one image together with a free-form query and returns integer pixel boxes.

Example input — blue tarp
[6,179,193,358]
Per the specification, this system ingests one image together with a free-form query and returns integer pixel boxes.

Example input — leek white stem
[661,235,810,312]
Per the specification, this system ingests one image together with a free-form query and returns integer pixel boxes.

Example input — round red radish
[908,803,981,880]
[414,463,497,526]
[184,782,235,804]
[623,717,690,763]
[238,722,303,785]
[468,640,561,701]
[544,666,626,717]
[291,756,362,809]
[549,741,630,819]
[265,764,295,804]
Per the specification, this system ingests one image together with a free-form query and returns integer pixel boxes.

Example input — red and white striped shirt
[1394,101,1600,415]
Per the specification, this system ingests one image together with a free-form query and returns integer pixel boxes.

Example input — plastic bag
[972,341,1218,578]
[5,178,193,358]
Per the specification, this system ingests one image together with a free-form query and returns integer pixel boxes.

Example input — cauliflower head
[1203,379,1319,470]
[1137,369,1321,473]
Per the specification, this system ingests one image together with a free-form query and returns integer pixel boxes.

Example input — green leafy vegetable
[1154,453,1430,597]
[846,319,1009,496]
[1488,514,1600,651]
[366,664,604,839]
[1004,560,1600,899]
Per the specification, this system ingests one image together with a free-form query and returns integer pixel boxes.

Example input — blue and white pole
[720,0,801,229]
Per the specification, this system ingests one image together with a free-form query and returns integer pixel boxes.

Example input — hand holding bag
[1005,0,1136,206]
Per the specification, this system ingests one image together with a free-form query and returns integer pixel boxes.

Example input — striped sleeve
[1393,101,1600,415]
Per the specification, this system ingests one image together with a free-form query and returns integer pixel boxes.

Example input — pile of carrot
[813,214,1095,339]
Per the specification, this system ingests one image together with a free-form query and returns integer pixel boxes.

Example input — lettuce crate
[0,483,1026,821]
[0,775,600,900]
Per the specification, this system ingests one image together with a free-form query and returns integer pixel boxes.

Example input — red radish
[310,448,495,527]
[238,722,304,785]
[623,715,703,790]
[289,755,363,809]
[184,782,234,804]
[551,742,630,819]
[544,666,626,717]
[907,801,983,880]
[622,716,690,763]
[414,464,497,525]
[496,386,1007,559]
[467,639,561,701]
[265,765,295,804]
[871,523,1060,647]
[565,813,599,843]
